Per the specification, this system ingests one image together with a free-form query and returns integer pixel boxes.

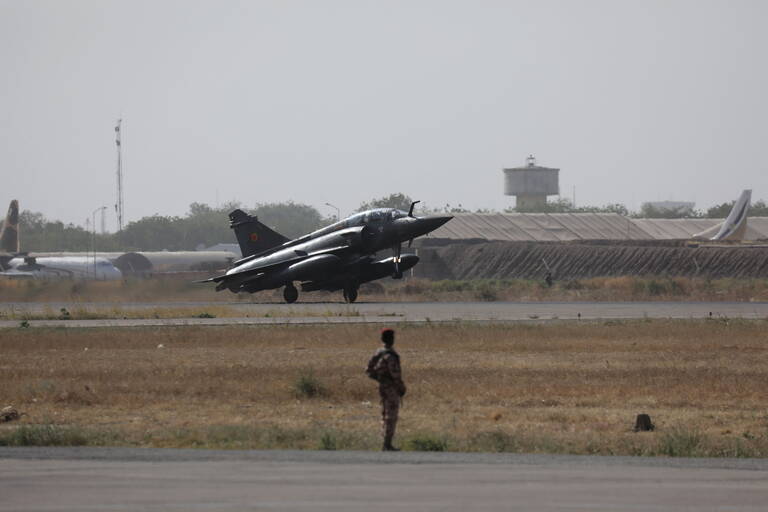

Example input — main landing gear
[342,283,358,303]
[283,283,298,304]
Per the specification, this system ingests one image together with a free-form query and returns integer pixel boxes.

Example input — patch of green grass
[322,309,361,317]
[3,422,766,457]
[293,369,325,398]
[467,430,520,453]
[148,425,376,451]
[657,428,704,457]
[0,424,111,447]
[404,433,448,452]
[319,431,338,450]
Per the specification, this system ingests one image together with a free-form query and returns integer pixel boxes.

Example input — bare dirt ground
[2,320,767,456]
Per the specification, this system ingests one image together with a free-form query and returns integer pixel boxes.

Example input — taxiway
[1,447,766,511]
[1,301,767,328]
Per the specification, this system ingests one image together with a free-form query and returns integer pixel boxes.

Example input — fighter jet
[204,201,452,303]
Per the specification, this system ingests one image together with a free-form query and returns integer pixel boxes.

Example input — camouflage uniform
[366,346,406,450]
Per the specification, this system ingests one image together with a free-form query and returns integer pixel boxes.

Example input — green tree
[10,210,121,252]
[707,199,768,218]
[177,201,240,249]
[4,200,334,252]
[636,203,702,219]
[751,200,768,216]
[576,203,629,216]
[706,201,734,218]
[251,201,329,239]
[113,201,328,250]
[116,215,185,251]
[357,193,414,212]
[507,198,629,215]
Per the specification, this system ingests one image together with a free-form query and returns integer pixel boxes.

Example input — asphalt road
[1,301,768,328]
[1,447,766,511]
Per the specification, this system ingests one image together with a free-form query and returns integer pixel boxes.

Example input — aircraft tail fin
[0,200,19,253]
[229,209,290,257]
[710,189,751,241]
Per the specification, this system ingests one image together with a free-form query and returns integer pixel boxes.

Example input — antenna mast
[115,119,124,231]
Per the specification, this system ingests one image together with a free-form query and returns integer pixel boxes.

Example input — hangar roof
[428,213,768,242]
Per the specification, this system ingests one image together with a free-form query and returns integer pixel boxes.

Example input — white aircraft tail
[693,190,751,241]
[0,199,19,253]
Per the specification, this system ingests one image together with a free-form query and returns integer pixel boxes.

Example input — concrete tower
[503,155,559,210]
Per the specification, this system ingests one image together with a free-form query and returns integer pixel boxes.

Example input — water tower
[503,155,559,210]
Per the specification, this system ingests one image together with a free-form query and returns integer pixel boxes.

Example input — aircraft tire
[283,284,299,304]
[343,284,358,304]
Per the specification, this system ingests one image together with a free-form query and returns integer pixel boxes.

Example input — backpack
[365,351,384,381]
[366,349,397,381]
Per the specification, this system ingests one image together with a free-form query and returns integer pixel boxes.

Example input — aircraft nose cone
[402,215,452,239]
[422,215,453,232]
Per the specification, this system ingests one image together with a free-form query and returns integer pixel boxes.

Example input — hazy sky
[2,0,766,229]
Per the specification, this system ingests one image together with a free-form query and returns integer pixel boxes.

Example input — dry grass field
[0,304,363,321]
[2,276,768,304]
[2,320,768,456]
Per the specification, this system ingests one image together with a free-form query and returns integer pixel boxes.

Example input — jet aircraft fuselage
[207,204,451,303]
[1,256,123,280]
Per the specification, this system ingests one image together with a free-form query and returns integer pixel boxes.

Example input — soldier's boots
[382,438,400,451]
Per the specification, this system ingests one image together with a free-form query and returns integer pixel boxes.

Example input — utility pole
[115,119,124,231]
[325,202,340,222]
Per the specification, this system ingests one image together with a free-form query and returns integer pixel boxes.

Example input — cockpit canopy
[299,208,411,244]
[346,208,408,227]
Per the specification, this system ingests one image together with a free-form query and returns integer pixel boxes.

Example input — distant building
[503,155,559,210]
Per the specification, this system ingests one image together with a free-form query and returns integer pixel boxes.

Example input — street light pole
[324,202,340,222]
[91,206,106,278]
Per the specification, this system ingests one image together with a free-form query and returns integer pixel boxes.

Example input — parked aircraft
[204,202,452,303]
[693,190,752,241]
[0,200,123,280]
[0,256,123,280]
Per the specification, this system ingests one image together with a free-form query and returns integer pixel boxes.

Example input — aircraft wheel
[283,284,299,304]
[343,285,358,303]
[392,271,403,279]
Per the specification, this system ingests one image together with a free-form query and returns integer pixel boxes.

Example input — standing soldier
[366,328,406,451]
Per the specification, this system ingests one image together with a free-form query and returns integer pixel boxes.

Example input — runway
[1,301,767,328]
[1,447,766,511]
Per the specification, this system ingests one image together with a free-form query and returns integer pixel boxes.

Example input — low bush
[0,425,91,447]
[405,434,448,452]
[657,429,703,457]
[293,369,325,398]
[319,431,337,450]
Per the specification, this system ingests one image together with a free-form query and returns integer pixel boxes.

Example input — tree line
[4,193,767,253]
